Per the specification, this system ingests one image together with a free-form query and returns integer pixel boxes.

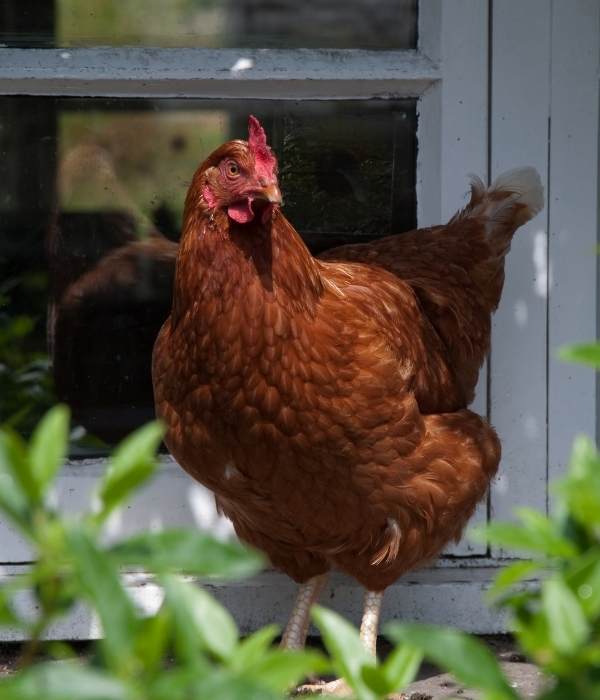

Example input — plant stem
[17,615,49,669]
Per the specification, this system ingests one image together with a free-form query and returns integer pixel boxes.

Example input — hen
[152,116,543,683]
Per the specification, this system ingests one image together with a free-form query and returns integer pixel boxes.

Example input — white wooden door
[0,0,598,638]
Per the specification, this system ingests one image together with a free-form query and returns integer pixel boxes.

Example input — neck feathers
[171,208,322,330]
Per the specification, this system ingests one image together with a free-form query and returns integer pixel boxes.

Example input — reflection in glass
[0,97,416,451]
[1,0,417,49]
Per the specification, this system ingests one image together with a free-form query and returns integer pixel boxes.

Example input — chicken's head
[201,115,282,225]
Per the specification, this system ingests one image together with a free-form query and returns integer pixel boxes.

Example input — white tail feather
[488,166,544,218]
[460,167,544,250]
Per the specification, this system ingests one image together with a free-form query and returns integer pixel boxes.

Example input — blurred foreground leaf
[386,623,518,700]
[312,605,377,700]
[542,578,590,655]
[0,662,134,700]
[163,575,238,662]
[96,421,164,521]
[29,405,70,495]
[558,343,600,368]
[109,529,263,579]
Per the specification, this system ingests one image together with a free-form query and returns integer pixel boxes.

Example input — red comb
[248,115,277,179]
[248,115,268,151]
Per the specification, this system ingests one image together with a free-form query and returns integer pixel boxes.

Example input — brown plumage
[152,117,543,630]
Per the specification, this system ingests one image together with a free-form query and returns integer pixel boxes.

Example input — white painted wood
[0,456,496,564]
[0,566,517,640]
[0,458,235,563]
[489,0,551,547]
[417,0,489,225]
[419,0,490,554]
[0,48,439,99]
[9,0,600,635]
[547,0,599,496]
[416,0,442,227]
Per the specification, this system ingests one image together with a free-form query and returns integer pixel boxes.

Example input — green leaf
[558,342,600,368]
[229,624,280,672]
[66,528,138,670]
[554,437,600,528]
[488,560,542,601]
[386,623,518,700]
[192,670,282,700]
[0,469,30,532]
[134,606,172,675]
[244,649,327,693]
[473,513,577,558]
[109,529,264,579]
[566,549,600,617]
[380,643,423,692]
[542,578,590,654]
[512,609,553,665]
[29,405,69,494]
[163,575,238,661]
[97,421,164,520]
[0,585,24,628]
[361,664,391,695]
[0,428,38,507]
[567,435,600,480]
[147,667,211,700]
[312,605,377,700]
[0,662,134,700]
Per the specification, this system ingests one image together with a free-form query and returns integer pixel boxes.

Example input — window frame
[1,0,598,638]
[0,0,492,563]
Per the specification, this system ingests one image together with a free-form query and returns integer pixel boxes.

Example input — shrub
[389,341,600,700]
[0,407,326,699]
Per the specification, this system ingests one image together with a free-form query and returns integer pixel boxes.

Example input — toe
[293,678,353,697]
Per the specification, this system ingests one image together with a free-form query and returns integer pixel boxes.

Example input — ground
[0,635,544,698]
[302,635,544,699]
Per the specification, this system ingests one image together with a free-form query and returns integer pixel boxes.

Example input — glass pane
[0,96,416,452]
[1,0,417,49]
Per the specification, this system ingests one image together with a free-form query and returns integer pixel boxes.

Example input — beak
[254,182,283,205]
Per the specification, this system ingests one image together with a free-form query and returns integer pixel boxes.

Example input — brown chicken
[152,116,543,689]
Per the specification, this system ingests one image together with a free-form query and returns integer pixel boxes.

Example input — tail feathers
[458,166,544,257]
[487,167,544,217]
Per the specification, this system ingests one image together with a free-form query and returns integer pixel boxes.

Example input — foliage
[312,606,422,700]
[5,340,600,699]
[386,341,600,700]
[0,406,327,699]
[0,276,54,433]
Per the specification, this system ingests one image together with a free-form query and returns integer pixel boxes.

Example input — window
[4,97,416,446]
[0,0,489,555]
[1,1,427,446]
[3,0,418,49]
[1,0,597,636]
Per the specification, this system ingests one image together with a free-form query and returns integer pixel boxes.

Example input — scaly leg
[295,588,386,697]
[281,573,329,650]
[359,589,384,656]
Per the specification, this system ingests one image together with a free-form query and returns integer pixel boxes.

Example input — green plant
[387,340,600,700]
[10,333,600,700]
[0,276,54,432]
[311,606,422,700]
[0,406,326,699]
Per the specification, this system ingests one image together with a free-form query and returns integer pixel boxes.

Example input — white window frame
[1,0,598,637]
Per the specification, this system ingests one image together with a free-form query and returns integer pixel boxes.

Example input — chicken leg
[359,589,384,657]
[281,573,329,650]
[294,588,385,697]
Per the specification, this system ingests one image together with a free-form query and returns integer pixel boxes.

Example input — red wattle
[227,198,255,224]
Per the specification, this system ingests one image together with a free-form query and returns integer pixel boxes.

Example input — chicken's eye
[226,161,240,177]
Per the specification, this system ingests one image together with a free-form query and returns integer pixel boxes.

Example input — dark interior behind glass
[0,98,417,452]
[1,0,417,49]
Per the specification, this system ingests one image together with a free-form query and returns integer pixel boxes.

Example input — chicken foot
[295,588,386,697]
[281,573,329,650]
